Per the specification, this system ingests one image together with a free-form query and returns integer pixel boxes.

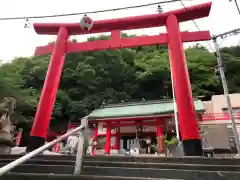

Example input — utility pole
[170,68,181,142]
[212,36,240,155]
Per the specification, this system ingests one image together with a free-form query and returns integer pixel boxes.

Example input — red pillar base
[27,136,45,151]
[182,139,202,156]
[157,136,164,153]
[92,143,97,156]
[156,120,164,153]
[104,124,111,154]
[92,124,98,156]
[113,127,120,150]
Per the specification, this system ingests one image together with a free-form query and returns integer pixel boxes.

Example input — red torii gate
[28,2,212,156]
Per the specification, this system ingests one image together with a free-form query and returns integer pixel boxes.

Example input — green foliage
[185,46,222,98]
[164,137,178,146]
[0,35,240,131]
[151,144,158,153]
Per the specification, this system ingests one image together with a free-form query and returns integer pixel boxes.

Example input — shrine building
[69,99,205,154]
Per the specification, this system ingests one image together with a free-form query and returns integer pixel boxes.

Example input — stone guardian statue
[0,97,16,154]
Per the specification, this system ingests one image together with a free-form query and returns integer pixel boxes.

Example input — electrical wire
[233,0,240,15]
[179,0,201,31]
[0,0,189,21]
[179,0,215,52]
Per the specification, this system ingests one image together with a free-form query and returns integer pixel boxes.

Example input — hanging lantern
[80,14,94,31]
[24,19,31,28]
[157,5,163,13]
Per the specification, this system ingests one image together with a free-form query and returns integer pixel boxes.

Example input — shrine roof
[87,99,205,120]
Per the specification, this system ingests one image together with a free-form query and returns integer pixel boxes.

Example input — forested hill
[0,35,240,131]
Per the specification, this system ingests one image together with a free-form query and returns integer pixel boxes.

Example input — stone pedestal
[157,136,164,153]
[0,144,11,154]
[173,143,184,157]
[0,131,14,155]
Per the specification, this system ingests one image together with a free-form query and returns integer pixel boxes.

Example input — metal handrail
[0,125,85,176]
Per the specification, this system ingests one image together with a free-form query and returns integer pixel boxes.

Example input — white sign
[67,136,78,148]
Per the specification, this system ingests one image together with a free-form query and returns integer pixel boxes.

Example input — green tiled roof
[88,99,205,119]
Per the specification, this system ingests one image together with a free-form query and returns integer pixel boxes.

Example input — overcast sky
[0,0,240,62]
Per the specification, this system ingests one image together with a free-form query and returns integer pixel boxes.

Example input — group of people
[59,135,96,155]
[52,134,177,156]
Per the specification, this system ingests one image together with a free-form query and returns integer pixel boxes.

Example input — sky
[0,0,240,62]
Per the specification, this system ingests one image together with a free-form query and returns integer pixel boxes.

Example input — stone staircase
[0,155,240,180]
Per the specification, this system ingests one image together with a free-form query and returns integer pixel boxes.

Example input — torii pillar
[27,2,212,156]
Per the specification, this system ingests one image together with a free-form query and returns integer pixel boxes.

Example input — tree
[185,45,222,99]
[0,34,239,133]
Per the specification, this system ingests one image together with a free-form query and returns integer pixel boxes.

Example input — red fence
[67,113,240,129]
[201,112,240,121]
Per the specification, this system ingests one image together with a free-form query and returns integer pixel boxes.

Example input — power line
[0,0,188,21]
[179,0,201,31]
[212,28,240,47]
[217,2,240,45]
[230,0,240,15]
[235,0,240,15]
[234,0,240,15]
[212,28,240,39]
[179,0,215,52]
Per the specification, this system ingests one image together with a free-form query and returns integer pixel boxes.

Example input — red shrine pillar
[92,123,98,156]
[27,27,69,151]
[104,123,111,154]
[114,128,120,150]
[166,15,202,156]
[156,120,164,153]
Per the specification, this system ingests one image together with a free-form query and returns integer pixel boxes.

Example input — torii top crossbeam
[34,2,212,55]
[34,2,212,35]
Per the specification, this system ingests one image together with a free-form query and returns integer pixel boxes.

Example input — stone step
[1,158,239,176]
[84,155,240,165]
[0,163,74,174]
[0,173,182,180]
[0,159,74,166]
[83,161,240,171]
[83,166,240,180]
[1,154,239,165]
[1,160,238,175]
[2,158,239,171]
[0,154,76,161]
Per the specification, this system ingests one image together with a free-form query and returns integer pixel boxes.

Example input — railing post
[0,125,84,176]
[74,116,88,175]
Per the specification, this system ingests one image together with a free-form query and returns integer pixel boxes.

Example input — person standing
[146,136,152,154]
[67,135,78,154]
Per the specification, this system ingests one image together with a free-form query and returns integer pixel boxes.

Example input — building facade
[66,93,240,154]
[201,93,240,152]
